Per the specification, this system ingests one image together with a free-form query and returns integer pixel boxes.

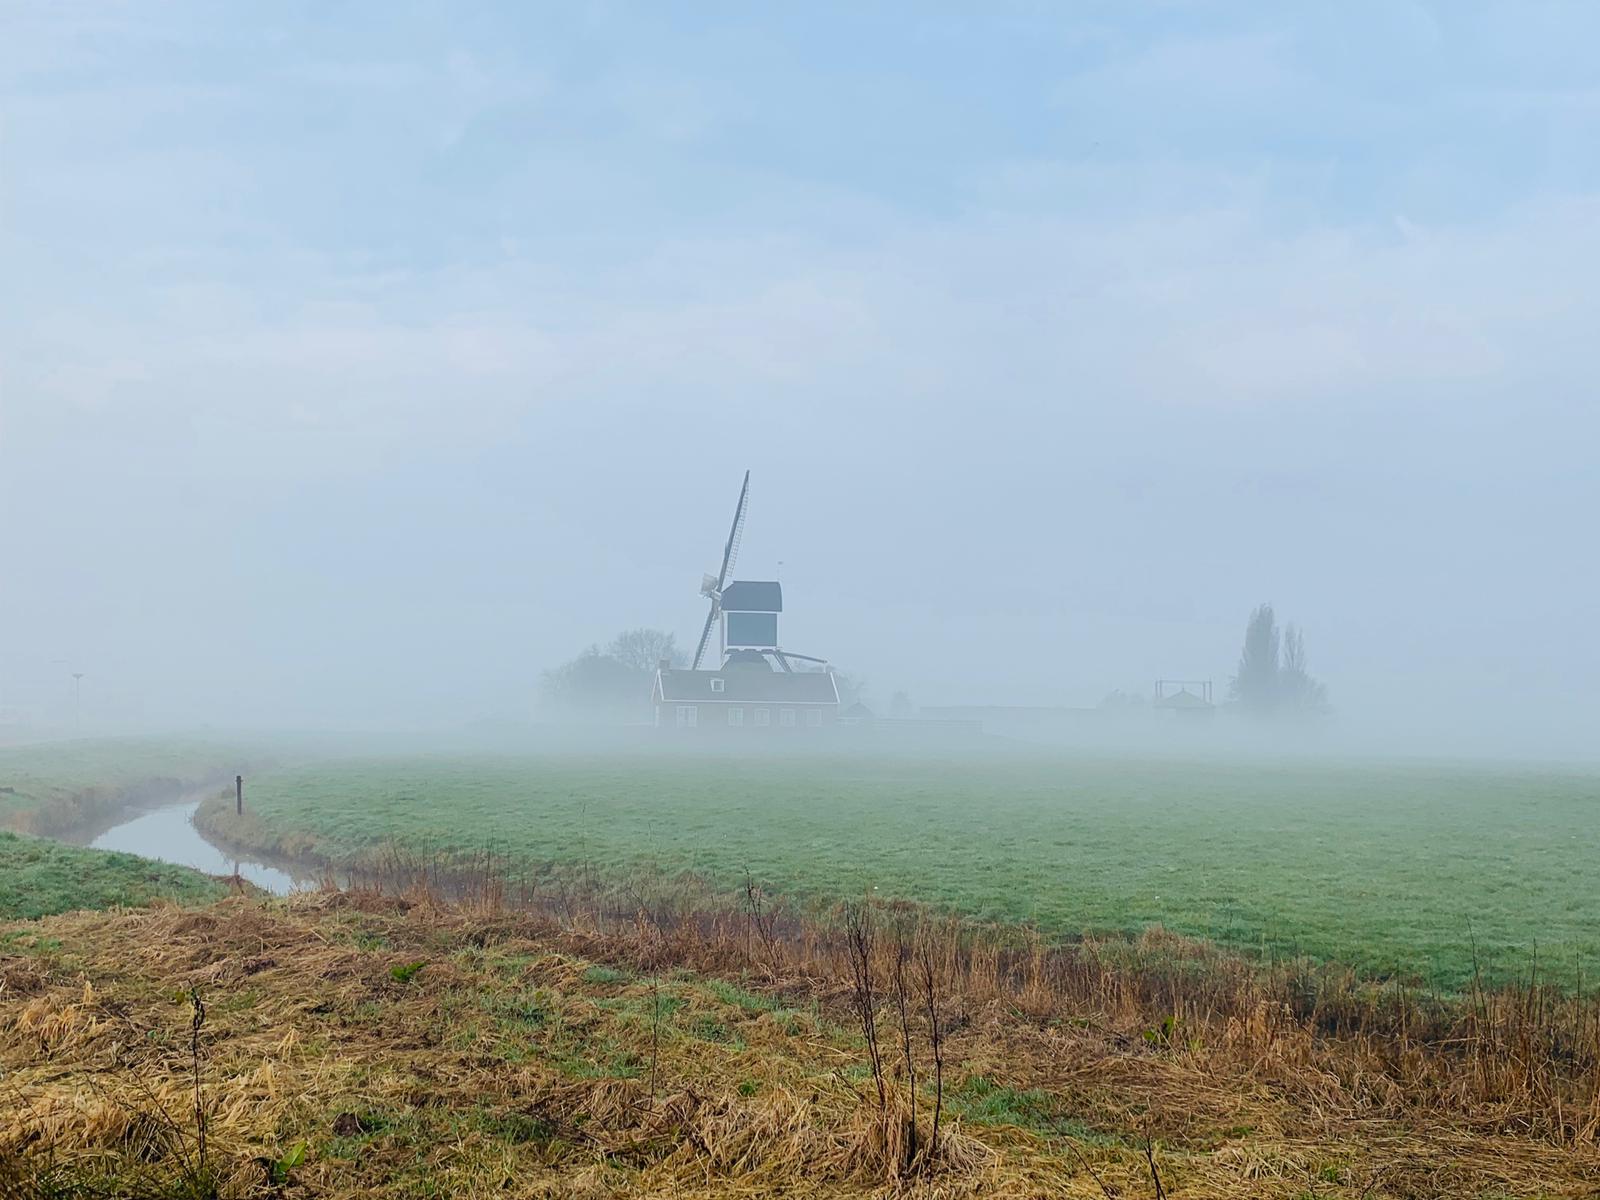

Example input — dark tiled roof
[655,668,838,703]
[718,581,782,612]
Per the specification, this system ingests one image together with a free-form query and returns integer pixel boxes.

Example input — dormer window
[710,678,725,693]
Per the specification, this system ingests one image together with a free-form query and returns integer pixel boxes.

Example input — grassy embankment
[197,751,1600,990]
[0,738,251,837]
[5,888,1599,1198]
[0,739,261,919]
[0,832,231,920]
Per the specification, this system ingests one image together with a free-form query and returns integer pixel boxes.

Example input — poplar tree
[1230,603,1281,713]
[1229,604,1328,716]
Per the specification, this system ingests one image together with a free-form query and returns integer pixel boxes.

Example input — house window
[753,708,770,727]
[805,709,822,727]
[710,678,725,693]
[676,705,698,728]
[779,708,796,727]
[728,707,744,727]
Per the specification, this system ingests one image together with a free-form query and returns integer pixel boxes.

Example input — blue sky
[3,2,1598,745]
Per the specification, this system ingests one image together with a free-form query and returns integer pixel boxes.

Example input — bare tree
[607,628,683,672]
[541,628,686,720]
[743,869,780,979]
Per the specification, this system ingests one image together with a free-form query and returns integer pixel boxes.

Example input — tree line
[540,628,683,718]
[1230,603,1328,716]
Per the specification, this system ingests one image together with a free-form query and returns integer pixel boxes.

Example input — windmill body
[653,472,840,733]
[717,580,782,663]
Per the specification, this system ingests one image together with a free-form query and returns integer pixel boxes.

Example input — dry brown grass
[3,883,1599,1198]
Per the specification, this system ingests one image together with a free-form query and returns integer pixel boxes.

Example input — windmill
[688,472,830,674]
[653,472,839,732]
[691,470,751,670]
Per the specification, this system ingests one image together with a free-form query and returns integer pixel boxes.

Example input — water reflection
[89,801,307,896]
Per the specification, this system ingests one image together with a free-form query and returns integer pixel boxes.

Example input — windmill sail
[690,471,751,670]
[691,604,718,673]
[718,471,750,591]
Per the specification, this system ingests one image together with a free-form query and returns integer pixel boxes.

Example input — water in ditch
[89,800,308,896]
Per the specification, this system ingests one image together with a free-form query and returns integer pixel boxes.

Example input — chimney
[658,658,671,673]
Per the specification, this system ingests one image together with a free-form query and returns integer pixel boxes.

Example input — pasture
[204,750,1600,989]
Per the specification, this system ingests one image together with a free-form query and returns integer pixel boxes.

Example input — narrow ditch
[76,792,311,896]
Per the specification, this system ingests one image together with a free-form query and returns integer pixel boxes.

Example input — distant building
[651,664,840,732]
[1153,679,1215,718]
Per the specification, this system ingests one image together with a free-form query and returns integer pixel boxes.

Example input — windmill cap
[718,581,782,612]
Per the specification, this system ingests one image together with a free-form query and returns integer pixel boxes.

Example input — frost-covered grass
[199,750,1600,988]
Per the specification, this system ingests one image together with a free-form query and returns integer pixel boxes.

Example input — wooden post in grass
[235,774,243,816]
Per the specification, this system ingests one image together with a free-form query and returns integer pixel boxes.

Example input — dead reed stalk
[890,923,919,1169]
[917,928,945,1166]
[205,837,1600,1148]
[843,901,887,1113]
[188,985,207,1184]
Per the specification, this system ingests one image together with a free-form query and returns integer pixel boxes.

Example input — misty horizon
[3,4,1597,758]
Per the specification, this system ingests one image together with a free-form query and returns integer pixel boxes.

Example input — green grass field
[201,750,1600,989]
[0,831,230,919]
